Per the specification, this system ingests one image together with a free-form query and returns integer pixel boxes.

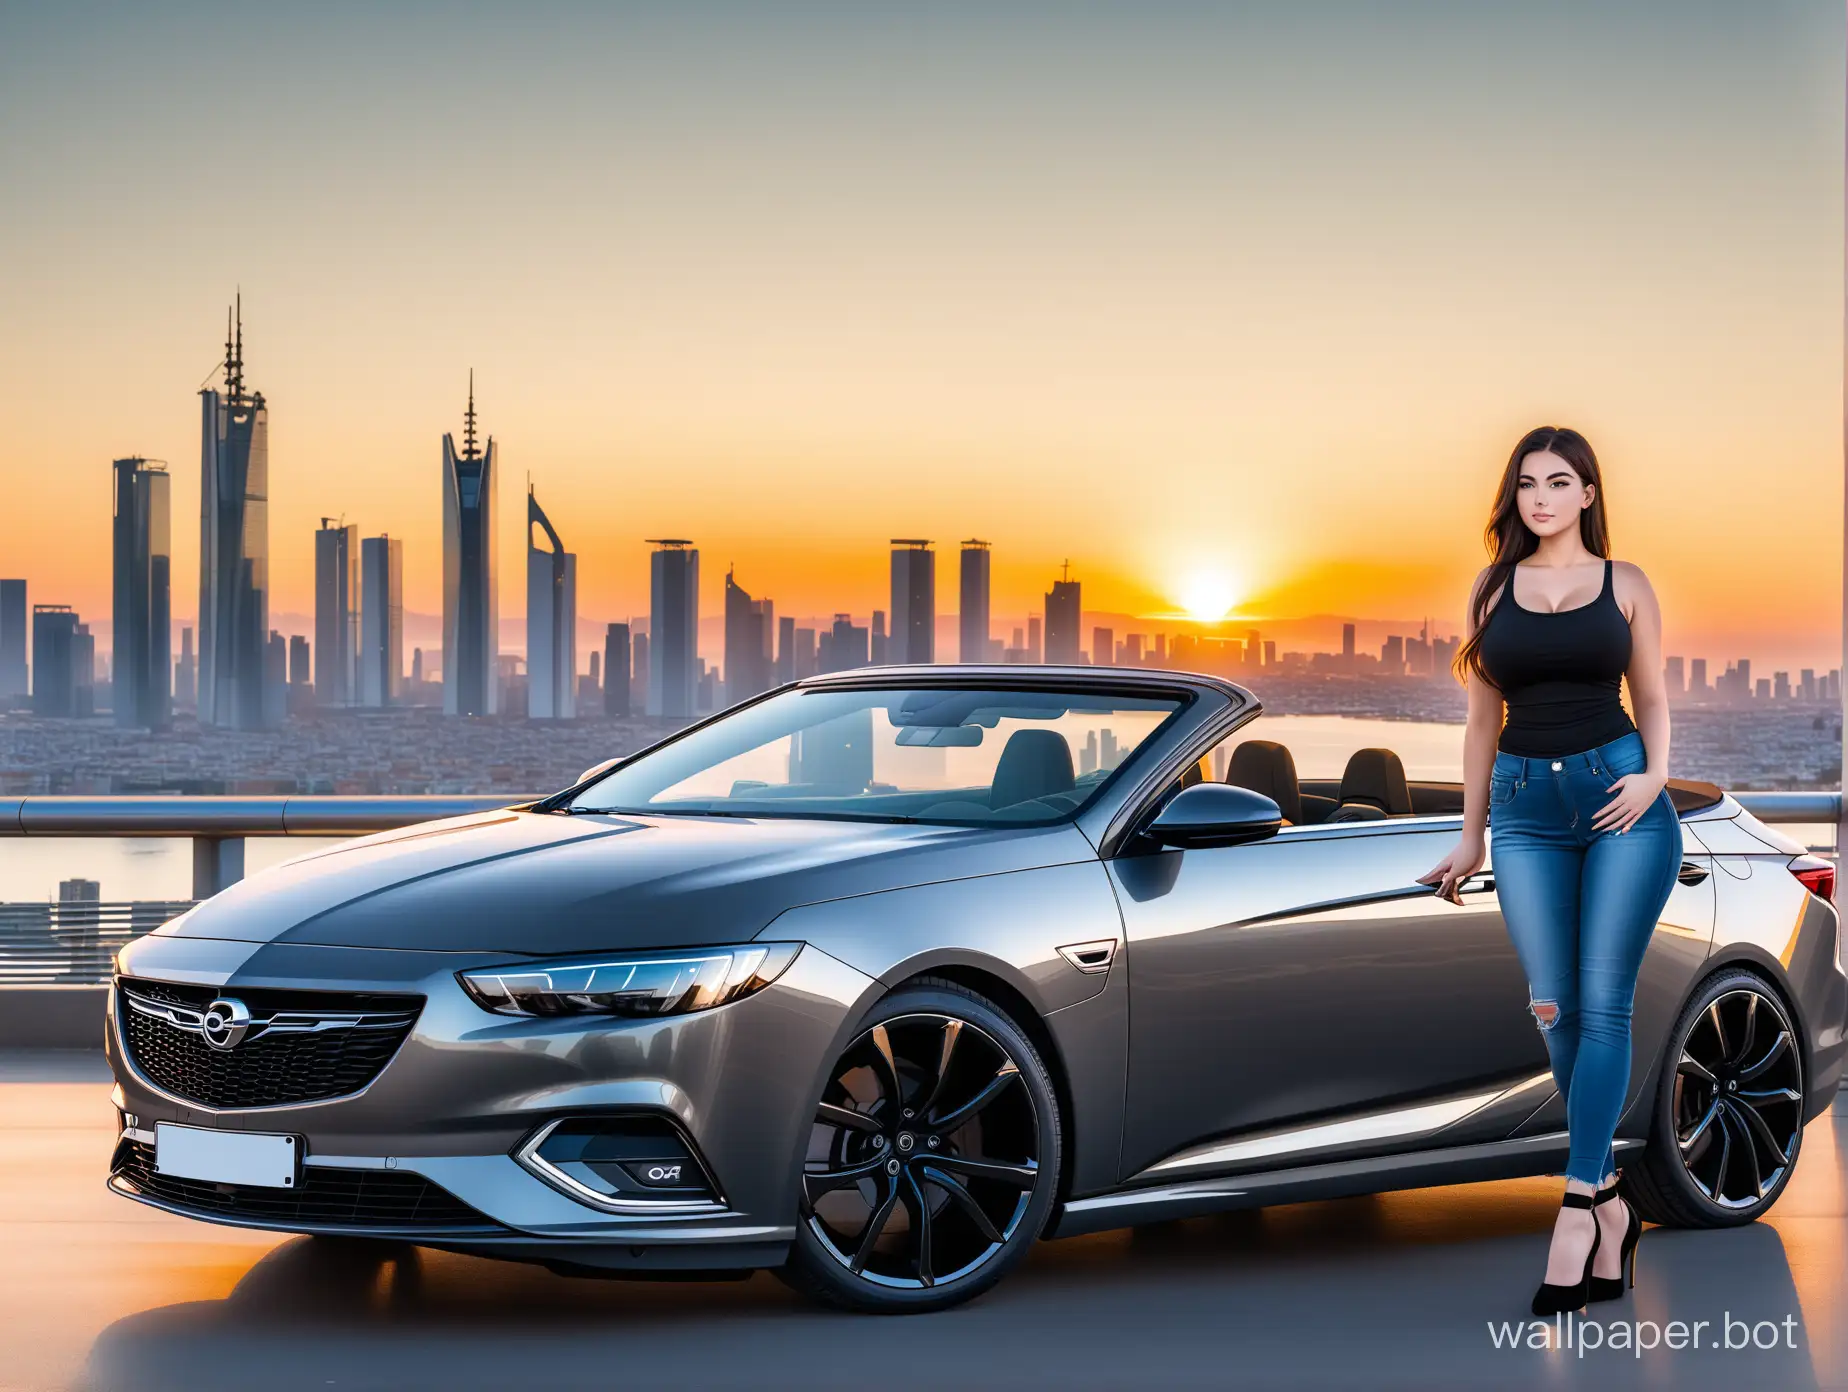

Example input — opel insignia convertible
[106,666,1847,1311]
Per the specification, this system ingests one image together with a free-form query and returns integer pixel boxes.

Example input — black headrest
[1337,747,1412,816]
[1225,740,1301,825]
[989,730,1076,810]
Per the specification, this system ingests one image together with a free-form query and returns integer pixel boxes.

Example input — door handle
[1677,860,1710,886]
[1458,872,1496,895]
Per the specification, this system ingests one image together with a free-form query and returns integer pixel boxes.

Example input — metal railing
[0,790,1833,987]
[0,794,538,898]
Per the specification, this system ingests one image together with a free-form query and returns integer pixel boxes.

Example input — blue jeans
[1488,730,1681,1186]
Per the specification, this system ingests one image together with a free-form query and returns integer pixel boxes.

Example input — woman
[1418,425,1680,1316]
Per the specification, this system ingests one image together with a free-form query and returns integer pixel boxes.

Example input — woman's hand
[1417,834,1485,905]
[1592,771,1668,836]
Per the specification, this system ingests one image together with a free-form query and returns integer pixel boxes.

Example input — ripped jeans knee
[1528,995,1562,1031]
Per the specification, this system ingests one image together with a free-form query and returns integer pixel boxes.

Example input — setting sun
[1176,570,1243,623]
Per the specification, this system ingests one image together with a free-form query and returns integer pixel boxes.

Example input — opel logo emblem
[201,998,253,1051]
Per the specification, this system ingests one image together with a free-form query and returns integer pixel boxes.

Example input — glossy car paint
[105,664,1848,1278]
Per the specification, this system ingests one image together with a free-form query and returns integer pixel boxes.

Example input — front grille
[112,1139,494,1231]
[118,978,422,1109]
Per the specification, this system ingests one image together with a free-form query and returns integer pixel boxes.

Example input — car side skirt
[1045,1131,1645,1240]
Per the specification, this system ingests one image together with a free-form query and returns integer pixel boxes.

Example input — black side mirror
[1145,782,1282,849]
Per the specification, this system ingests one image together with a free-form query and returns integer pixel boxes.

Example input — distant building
[526,489,577,720]
[818,614,869,673]
[314,519,359,707]
[1664,656,1685,698]
[775,615,796,684]
[1027,615,1043,664]
[198,298,273,728]
[58,879,100,905]
[1690,658,1709,696]
[870,610,887,665]
[111,457,172,730]
[31,605,80,717]
[1093,627,1114,669]
[174,626,195,712]
[1380,635,1404,676]
[0,579,24,707]
[1044,567,1080,664]
[648,540,699,718]
[724,567,774,702]
[603,623,632,717]
[359,535,404,707]
[442,374,499,716]
[889,540,934,664]
[631,630,651,705]
[290,634,312,687]
[793,626,818,678]
[1341,623,1356,669]
[960,541,991,663]
[264,630,288,727]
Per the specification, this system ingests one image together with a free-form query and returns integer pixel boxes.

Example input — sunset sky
[1,1,1842,671]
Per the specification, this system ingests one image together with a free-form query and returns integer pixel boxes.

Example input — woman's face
[1516,450,1592,538]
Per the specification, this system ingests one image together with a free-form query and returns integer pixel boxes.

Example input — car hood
[158,808,1096,954]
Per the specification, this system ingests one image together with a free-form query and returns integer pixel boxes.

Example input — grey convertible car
[106,666,1845,1312]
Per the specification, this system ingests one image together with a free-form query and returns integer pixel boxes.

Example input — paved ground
[4,1050,1847,1392]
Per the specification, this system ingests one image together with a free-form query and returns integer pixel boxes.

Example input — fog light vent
[518,1115,722,1212]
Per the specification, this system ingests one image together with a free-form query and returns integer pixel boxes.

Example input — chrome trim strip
[1066,1133,1645,1219]
[1136,1070,1557,1179]
[513,1118,728,1216]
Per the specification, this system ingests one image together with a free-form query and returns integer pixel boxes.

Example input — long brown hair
[1452,425,1611,686]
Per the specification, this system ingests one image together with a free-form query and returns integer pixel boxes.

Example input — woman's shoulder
[1607,559,1659,620]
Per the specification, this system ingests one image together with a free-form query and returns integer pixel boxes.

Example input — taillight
[1789,854,1835,902]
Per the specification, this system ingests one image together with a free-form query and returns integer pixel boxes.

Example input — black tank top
[1477,558,1637,757]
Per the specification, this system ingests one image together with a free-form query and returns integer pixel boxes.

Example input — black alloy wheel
[781,979,1061,1312]
[1625,969,1806,1228]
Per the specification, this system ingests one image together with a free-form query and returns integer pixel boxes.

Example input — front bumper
[105,933,878,1269]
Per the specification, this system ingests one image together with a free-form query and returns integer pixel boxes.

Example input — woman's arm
[1593,562,1670,833]
[1419,567,1504,901]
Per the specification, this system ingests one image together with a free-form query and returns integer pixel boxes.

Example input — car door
[1110,818,1547,1182]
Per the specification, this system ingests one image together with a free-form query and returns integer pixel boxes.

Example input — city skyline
[2,6,1842,675]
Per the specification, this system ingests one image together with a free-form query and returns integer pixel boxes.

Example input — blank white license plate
[155,1123,300,1189]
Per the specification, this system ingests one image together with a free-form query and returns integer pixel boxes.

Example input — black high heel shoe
[1531,1189,1601,1317]
[1589,1174,1641,1302]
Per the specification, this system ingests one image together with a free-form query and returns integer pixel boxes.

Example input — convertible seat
[1326,747,1412,822]
[1224,740,1301,826]
[989,730,1076,809]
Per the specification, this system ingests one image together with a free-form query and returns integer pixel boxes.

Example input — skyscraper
[526,488,577,720]
[818,614,870,672]
[31,606,80,717]
[111,457,172,729]
[603,622,631,717]
[1044,564,1081,664]
[358,535,404,707]
[174,626,195,711]
[198,297,272,728]
[1093,627,1114,668]
[648,541,699,718]
[314,518,359,707]
[442,373,499,716]
[960,540,991,663]
[776,615,796,684]
[0,580,26,707]
[889,540,934,664]
[263,630,288,727]
[724,567,775,702]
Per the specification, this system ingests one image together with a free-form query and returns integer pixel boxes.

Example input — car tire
[779,977,1062,1313]
[1623,967,1806,1229]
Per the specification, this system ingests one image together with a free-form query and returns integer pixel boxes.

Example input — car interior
[1212,739,1466,826]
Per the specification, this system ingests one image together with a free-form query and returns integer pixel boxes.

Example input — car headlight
[457,943,801,1018]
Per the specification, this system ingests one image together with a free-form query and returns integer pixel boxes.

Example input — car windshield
[567,684,1189,825]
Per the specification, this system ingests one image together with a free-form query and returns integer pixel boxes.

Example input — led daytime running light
[459,944,800,1018]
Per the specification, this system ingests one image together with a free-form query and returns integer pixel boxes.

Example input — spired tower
[442,372,499,715]
[198,296,273,728]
